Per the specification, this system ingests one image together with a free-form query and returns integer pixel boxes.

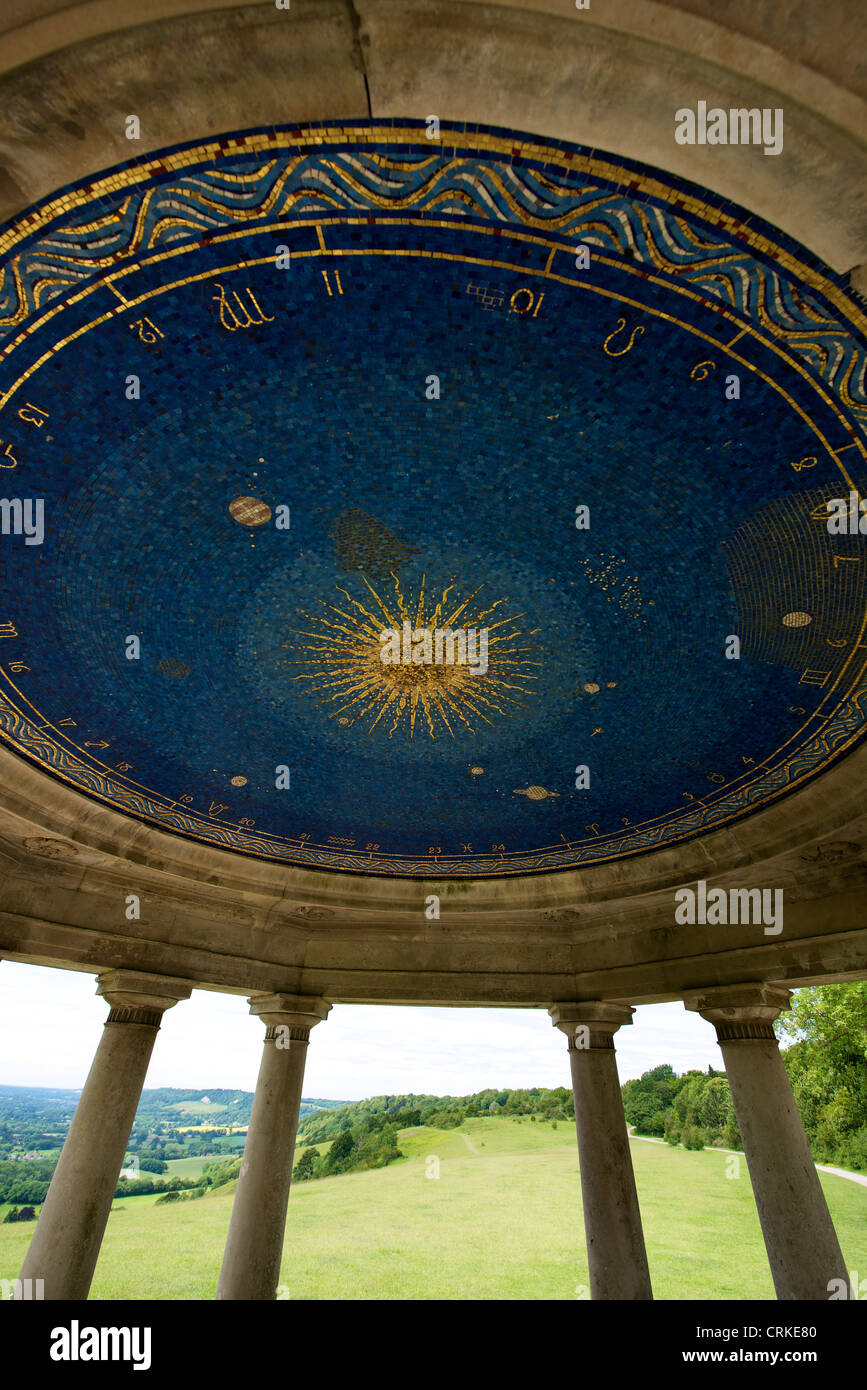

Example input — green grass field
[163,1156,213,1179]
[1,1118,863,1300]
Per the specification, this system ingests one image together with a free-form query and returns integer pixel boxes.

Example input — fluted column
[684,983,847,1300]
[550,1001,652,1300]
[216,993,331,1301]
[19,970,192,1299]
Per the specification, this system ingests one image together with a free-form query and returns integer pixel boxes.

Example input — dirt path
[628,1128,867,1188]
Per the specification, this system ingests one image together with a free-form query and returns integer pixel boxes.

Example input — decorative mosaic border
[1,121,865,431]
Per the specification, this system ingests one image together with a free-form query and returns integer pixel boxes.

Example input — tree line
[622,983,867,1169]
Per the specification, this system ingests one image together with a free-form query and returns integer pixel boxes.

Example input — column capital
[96,970,192,1024]
[683,983,791,1041]
[248,992,331,1035]
[549,1001,635,1048]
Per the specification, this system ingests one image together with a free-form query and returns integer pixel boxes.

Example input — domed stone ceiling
[0,120,864,877]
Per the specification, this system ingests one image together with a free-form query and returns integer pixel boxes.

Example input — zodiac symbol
[212,284,275,332]
[603,318,646,356]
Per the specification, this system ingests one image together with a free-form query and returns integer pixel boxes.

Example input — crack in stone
[345,0,373,118]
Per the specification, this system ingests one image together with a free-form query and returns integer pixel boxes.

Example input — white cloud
[0,960,721,1099]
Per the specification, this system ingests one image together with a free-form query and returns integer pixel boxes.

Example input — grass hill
[1,1116,863,1300]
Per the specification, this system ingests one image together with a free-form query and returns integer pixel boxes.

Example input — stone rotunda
[0,0,865,1301]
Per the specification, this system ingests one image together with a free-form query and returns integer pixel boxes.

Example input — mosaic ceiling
[0,120,865,876]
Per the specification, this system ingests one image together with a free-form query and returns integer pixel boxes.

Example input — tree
[137,1150,168,1173]
[428,1109,463,1129]
[5,1179,49,1205]
[353,1126,400,1171]
[623,1090,659,1133]
[323,1129,355,1174]
[698,1077,731,1136]
[777,982,867,1052]
[292,1148,318,1181]
[778,984,867,1167]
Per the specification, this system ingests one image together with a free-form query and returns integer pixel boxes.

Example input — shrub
[681,1125,707,1151]
[202,1157,242,1189]
[3,1205,37,1223]
[835,1126,867,1172]
[645,1111,668,1137]
[428,1110,464,1130]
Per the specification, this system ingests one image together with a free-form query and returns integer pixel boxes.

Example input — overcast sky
[0,960,724,1099]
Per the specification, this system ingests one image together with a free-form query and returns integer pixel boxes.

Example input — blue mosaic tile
[0,121,863,876]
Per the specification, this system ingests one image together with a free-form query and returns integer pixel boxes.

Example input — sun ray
[286,576,540,740]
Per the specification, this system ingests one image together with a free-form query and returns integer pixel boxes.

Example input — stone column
[550,1002,652,1300]
[684,983,848,1300]
[216,993,331,1301]
[19,970,192,1300]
